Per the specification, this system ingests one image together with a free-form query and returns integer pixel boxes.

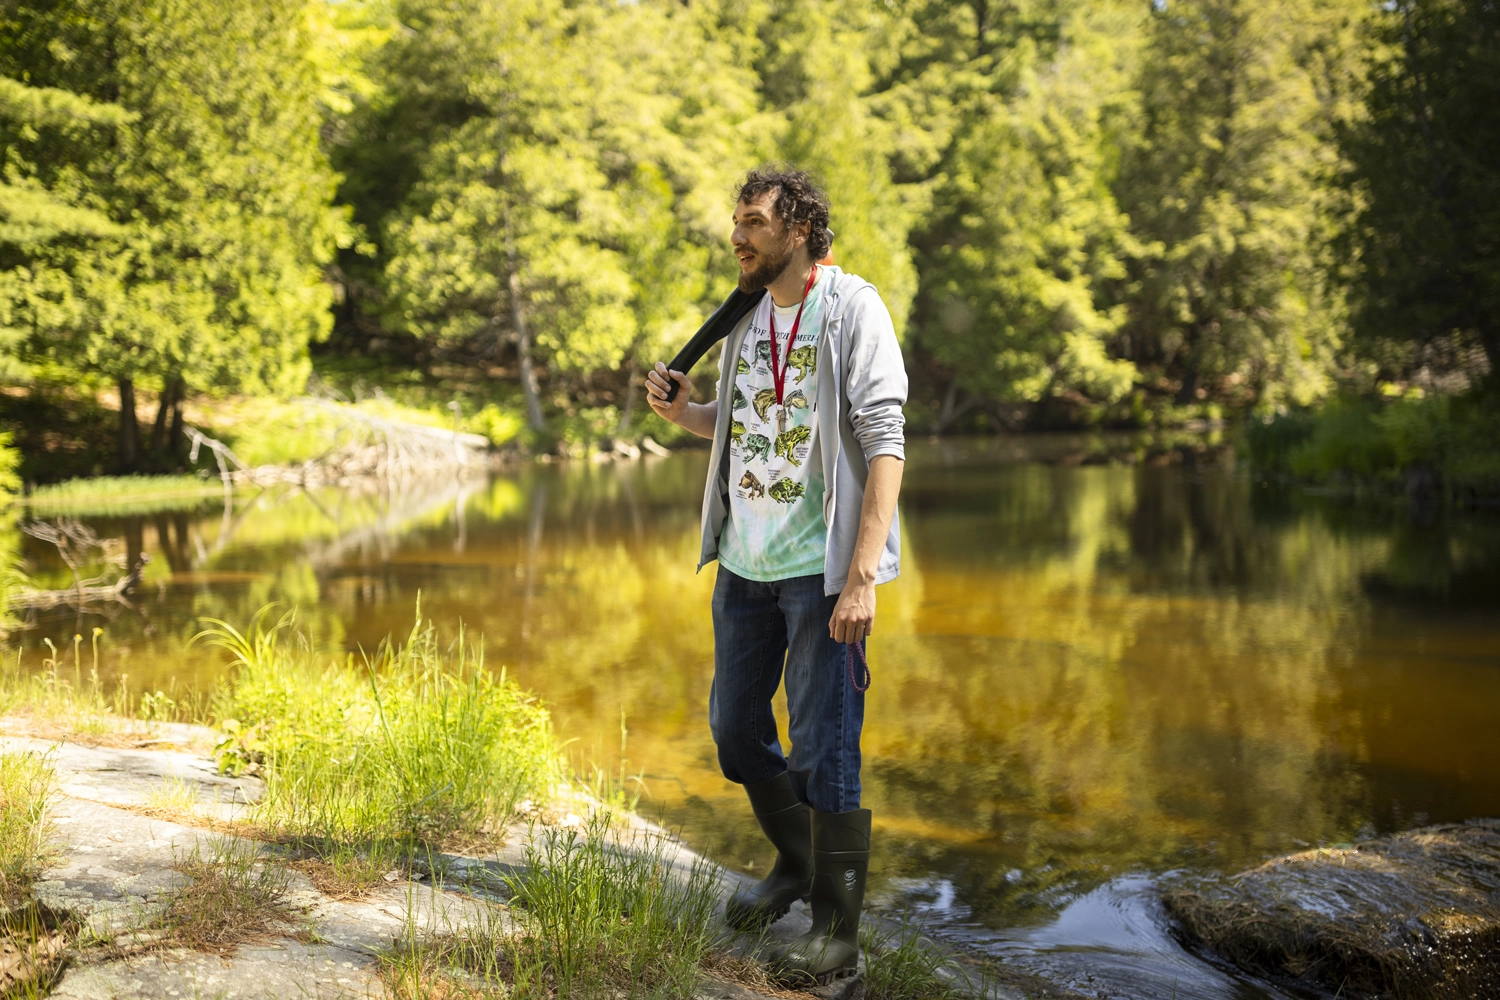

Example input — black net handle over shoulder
[660,288,765,404]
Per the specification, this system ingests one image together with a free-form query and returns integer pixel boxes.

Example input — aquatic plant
[21,475,228,517]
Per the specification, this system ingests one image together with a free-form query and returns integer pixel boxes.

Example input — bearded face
[733,196,799,293]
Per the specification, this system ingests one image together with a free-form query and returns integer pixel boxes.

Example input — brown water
[14,438,1500,999]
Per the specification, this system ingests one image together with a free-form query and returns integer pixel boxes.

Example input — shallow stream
[15,437,1500,999]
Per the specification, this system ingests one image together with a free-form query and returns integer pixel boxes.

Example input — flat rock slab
[50,940,384,999]
[38,796,209,938]
[1,734,261,821]
[1164,818,1500,998]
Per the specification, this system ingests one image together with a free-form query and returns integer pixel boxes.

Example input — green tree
[1117,0,1365,412]
[0,0,346,469]
[757,0,919,335]
[377,0,758,434]
[910,3,1144,424]
[0,78,132,384]
[1343,0,1500,375]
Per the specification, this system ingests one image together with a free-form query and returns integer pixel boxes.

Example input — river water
[14,437,1500,998]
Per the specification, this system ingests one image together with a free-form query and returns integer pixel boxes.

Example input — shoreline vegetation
[0,606,1009,1000]
[1,0,1497,506]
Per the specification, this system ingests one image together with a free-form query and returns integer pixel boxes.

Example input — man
[645,168,906,984]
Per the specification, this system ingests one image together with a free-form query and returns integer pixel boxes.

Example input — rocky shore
[0,730,1032,1000]
[1164,820,1500,998]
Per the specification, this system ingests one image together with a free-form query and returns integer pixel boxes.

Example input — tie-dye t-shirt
[717,269,827,582]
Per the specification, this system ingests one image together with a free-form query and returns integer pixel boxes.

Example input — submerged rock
[1164,819,1500,999]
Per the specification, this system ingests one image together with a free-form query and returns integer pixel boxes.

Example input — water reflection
[10,439,1500,998]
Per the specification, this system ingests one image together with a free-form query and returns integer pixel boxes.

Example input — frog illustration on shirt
[786,345,817,383]
[769,478,805,504]
[742,433,771,463]
[752,388,778,423]
[774,424,812,466]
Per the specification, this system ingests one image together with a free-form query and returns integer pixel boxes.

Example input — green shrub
[204,605,560,849]
[1245,408,1317,473]
[1245,387,1500,498]
[1288,399,1396,481]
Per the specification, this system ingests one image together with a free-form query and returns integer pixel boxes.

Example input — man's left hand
[830,581,876,645]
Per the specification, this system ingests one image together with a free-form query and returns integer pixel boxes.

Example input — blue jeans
[709,568,865,813]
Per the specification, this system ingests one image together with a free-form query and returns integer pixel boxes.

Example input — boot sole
[814,964,859,986]
[774,962,858,988]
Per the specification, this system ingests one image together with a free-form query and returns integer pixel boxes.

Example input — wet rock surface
[1163,819,1500,999]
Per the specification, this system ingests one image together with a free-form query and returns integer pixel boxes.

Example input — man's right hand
[645,362,718,439]
[645,362,692,424]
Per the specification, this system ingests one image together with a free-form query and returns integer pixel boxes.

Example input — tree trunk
[1175,366,1200,406]
[507,262,546,432]
[169,383,186,457]
[149,377,180,455]
[616,362,639,435]
[118,377,139,472]
[937,377,959,432]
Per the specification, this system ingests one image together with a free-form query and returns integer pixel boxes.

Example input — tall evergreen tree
[0,0,345,467]
[0,78,132,383]
[758,0,919,334]
[1117,0,1365,411]
[1344,0,1500,375]
[910,2,1145,422]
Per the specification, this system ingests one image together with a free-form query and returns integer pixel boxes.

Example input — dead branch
[15,519,148,609]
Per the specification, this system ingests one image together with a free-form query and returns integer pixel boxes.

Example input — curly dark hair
[737,167,834,261]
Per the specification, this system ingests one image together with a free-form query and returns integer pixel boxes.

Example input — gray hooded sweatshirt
[697,267,907,596]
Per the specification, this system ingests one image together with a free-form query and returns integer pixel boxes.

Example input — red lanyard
[767,266,818,406]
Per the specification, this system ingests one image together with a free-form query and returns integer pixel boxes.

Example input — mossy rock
[1164,819,1500,998]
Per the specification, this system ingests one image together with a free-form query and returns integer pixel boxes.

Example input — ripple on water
[881,874,1303,1000]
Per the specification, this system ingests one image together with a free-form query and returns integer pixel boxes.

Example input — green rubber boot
[773,807,871,986]
[724,773,813,930]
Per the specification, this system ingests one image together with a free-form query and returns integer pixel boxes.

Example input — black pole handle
[657,288,764,406]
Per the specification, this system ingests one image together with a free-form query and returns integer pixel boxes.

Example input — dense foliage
[0,0,1494,477]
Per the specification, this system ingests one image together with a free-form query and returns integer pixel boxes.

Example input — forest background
[0,0,1496,497]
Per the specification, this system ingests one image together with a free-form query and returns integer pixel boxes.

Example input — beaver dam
[9,436,1500,999]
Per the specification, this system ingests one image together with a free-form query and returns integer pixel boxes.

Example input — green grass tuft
[92,836,301,957]
[204,605,561,853]
[0,630,163,744]
[21,474,229,516]
[383,815,723,1000]
[0,752,56,898]
[861,924,973,1000]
